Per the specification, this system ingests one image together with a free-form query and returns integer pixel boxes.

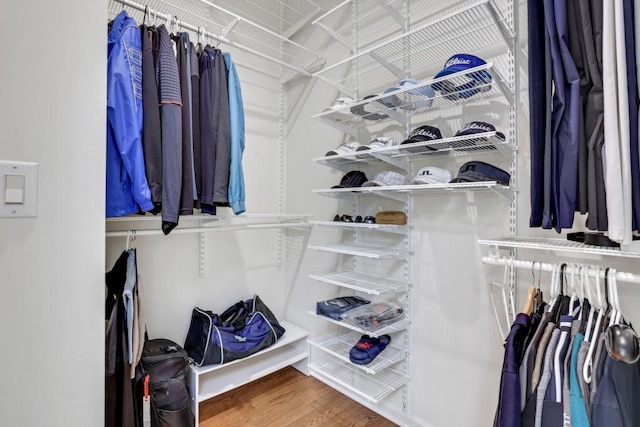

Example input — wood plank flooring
[198,367,398,427]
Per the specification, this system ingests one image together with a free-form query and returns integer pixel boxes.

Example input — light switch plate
[0,161,38,217]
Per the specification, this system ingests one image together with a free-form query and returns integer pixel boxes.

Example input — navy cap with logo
[449,161,510,186]
[431,54,492,100]
[455,121,506,140]
[332,170,369,189]
[400,125,443,153]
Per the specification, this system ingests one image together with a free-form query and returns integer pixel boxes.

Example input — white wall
[0,1,106,426]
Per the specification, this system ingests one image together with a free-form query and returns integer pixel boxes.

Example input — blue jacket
[223,52,246,215]
[106,11,153,217]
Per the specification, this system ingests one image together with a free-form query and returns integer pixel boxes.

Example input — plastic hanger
[584,266,605,384]
[583,265,596,341]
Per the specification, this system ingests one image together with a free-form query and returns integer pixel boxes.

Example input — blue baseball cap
[432,54,492,100]
[381,79,435,110]
[449,161,510,186]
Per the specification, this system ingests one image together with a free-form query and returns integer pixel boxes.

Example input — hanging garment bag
[184,295,285,366]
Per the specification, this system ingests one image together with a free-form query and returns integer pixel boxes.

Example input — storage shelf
[188,321,309,425]
[313,133,514,172]
[105,213,313,237]
[312,0,513,95]
[314,64,513,134]
[309,356,408,403]
[312,221,410,235]
[309,332,406,375]
[308,243,410,259]
[479,236,640,259]
[309,311,410,337]
[313,181,514,201]
[309,271,410,295]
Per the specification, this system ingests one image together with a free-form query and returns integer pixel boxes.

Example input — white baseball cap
[322,97,356,113]
[325,141,362,157]
[362,170,409,187]
[411,166,452,184]
[356,137,397,152]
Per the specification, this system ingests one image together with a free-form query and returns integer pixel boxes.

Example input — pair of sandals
[333,214,376,224]
[349,334,391,365]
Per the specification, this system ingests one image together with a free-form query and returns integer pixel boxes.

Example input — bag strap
[219,301,250,331]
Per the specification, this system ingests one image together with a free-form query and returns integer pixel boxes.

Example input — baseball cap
[350,95,389,121]
[400,125,443,153]
[455,121,506,140]
[322,96,356,113]
[449,161,510,186]
[432,54,492,100]
[355,137,397,159]
[383,79,435,110]
[331,170,369,189]
[325,141,362,157]
[362,170,409,187]
[411,166,453,184]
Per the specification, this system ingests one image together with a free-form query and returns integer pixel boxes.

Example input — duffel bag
[184,295,285,366]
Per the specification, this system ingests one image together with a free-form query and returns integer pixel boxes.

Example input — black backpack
[135,339,194,427]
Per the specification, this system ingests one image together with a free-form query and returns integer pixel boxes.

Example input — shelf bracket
[485,1,515,45]
[316,117,363,139]
[315,22,353,50]
[374,0,406,30]
[369,151,408,171]
[199,231,206,278]
[368,51,406,80]
[369,100,408,128]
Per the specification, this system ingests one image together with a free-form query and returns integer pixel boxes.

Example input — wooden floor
[198,367,398,427]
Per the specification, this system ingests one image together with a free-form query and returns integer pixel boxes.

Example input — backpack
[184,295,286,366]
[135,339,194,427]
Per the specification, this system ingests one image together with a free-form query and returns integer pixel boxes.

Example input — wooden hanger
[521,286,537,316]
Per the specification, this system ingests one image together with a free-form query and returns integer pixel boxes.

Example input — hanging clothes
[140,24,163,210]
[199,47,216,215]
[106,10,153,218]
[156,24,183,234]
[212,48,232,207]
[175,32,194,215]
[190,42,202,205]
[224,52,246,215]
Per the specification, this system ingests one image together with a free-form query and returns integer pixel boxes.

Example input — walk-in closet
[3,0,640,426]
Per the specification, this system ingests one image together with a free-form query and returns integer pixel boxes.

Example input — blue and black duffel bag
[183,295,285,366]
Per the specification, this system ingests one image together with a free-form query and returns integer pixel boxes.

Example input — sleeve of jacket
[223,53,246,215]
[107,28,154,213]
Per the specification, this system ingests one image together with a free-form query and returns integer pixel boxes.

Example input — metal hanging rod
[112,0,317,77]
[482,256,640,285]
[105,221,311,238]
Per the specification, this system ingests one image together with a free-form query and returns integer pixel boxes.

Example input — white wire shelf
[109,0,325,79]
[314,64,513,134]
[309,271,410,295]
[313,133,514,172]
[479,236,640,259]
[309,356,408,403]
[105,213,313,237]
[309,311,409,337]
[309,332,406,375]
[312,181,514,202]
[311,220,410,235]
[312,0,513,95]
[307,243,410,259]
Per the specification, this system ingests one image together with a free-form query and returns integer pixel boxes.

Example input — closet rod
[113,0,313,77]
[482,256,640,285]
[105,222,310,237]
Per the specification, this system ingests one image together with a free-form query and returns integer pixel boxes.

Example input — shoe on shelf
[349,334,391,365]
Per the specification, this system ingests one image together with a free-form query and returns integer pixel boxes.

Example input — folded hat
[375,211,407,225]
[400,125,443,153]
[362,170,409,187]
[325,141,362,157]
[432,54,492,100]
[322,96,356,113]
[449,161,510,186]
[383,79,435,110]
[455,121,506,140]
[411,166,453,184]
[349,95,389,121]
[332,170,368,189]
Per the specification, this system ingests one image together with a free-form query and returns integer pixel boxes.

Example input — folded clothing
[316,296,370,320]
[349,334,391,365]
[341,302,403,330]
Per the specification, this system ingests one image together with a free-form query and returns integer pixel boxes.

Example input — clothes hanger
[583,265,596,340]
[143,5,150,26]
[584,266,605,384]
[521,261,540,316]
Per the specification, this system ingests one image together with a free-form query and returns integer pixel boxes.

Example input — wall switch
[5,174,25,204]
[0,161,38,217]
